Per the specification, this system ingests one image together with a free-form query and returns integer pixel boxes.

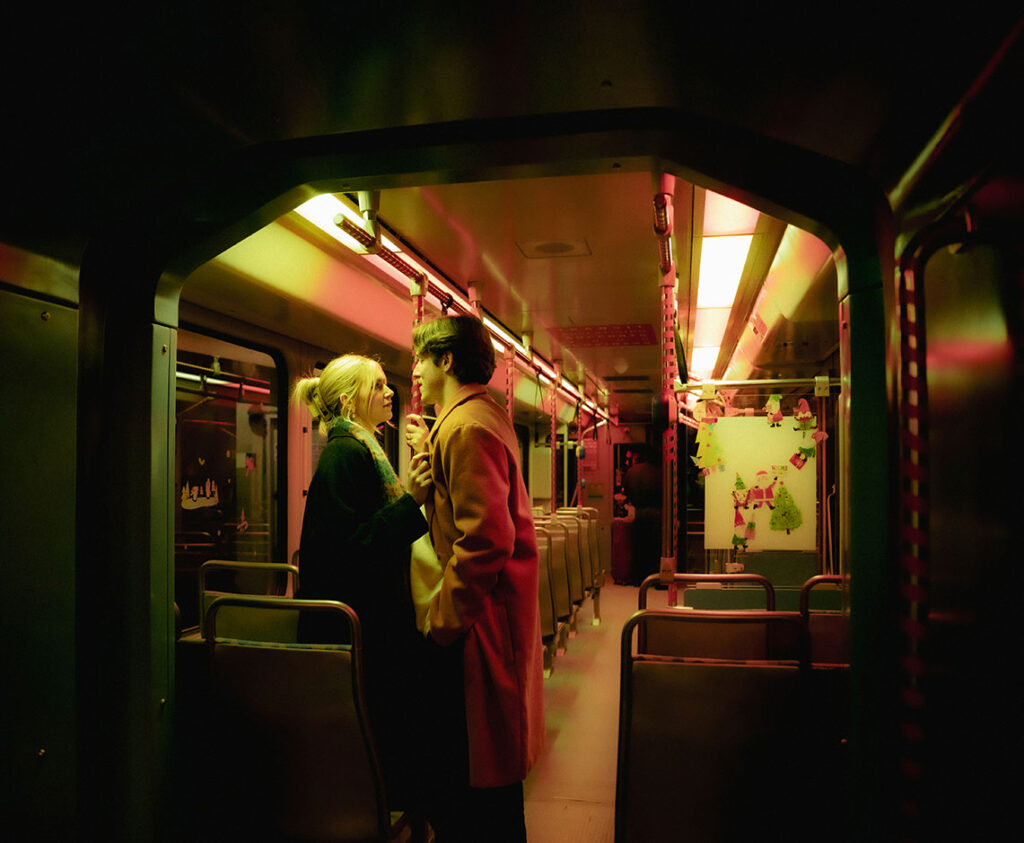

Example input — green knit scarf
[331,417,404,503]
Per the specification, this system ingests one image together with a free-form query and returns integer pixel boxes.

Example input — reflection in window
[174,330,279,629]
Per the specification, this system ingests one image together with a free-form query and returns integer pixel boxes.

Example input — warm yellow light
[690,346,720,376]
[696,235,753,308]
[703,192,760,236]
[693,307,731,347]
[295,194,402,253]
[483,316,528,355]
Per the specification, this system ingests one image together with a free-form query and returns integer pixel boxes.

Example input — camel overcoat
[424,384,545,788]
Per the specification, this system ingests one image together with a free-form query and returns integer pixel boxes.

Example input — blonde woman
[292,354,432,809]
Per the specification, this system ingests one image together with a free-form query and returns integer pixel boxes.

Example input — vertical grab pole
[550,369,559,515]
[505,346,515,419]
[410,272,428,417]
[576,402,585,509]
[654,175,679,601]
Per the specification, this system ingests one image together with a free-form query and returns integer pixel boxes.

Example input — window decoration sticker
[764,393,783,427]
[181,477,219,510]
[692,399,726,475]
[749,469,776,510]
[789,445,817,469]
[793,397,817,436]
[770,484,803,534]
[731,473,751,549]
[704,417,816,550]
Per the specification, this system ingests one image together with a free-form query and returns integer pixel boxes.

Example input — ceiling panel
[376,171,687,419]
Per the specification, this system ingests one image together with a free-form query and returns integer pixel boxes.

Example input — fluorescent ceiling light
[295,194,402,253]
[703,192,760,236]
[295,195,609,423]
[483,316,528,355]
[693,308,731,347]
[690,346,720,377]
[696,235,753,308]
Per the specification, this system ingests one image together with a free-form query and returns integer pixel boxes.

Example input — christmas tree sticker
[770,485,803,534]
[692,401,726,475]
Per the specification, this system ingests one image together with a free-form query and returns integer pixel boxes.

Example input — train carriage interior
[3,5,1022,841]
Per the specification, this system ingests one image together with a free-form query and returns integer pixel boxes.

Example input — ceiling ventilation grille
[516,239,591,258]
[548,324,658,347]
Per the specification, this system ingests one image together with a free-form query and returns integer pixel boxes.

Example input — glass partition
[174,329,280,629]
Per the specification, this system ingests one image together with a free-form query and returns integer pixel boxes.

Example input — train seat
[535,518,576,632]
[637,574,793,658]
[535,528,557,676]
[546,515,585,609]
[202,596,418,842]
[639,572,777,611]
[616,610,845,842]
[194,560,301,642]
[557,509,594,591]
[800,575,849,666]
[630,606,807,663]
[558,506,605,623]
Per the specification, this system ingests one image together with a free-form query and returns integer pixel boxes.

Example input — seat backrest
[536,519,572,620]
[638,572,776,611]
[800,575,849,665]
[616,610,830,843]
[580,506,604,579]
[559,509,594,589]
[553,516,584,603]
[559,506,602,584]
[198,560,300,641]
[535,528,556,639]
[630,607,808,664]
[204,597,399,842]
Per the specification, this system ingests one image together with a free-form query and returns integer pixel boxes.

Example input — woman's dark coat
[297,424,429,804]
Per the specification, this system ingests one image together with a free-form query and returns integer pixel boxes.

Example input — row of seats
[532,506,607,677]
[615,573,850,842]
[180,508,609,840]
[182,504,610,654]
[636,572,849,666]
[176,512,609,838]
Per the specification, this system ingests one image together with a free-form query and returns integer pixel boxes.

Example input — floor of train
[523,582,636,843]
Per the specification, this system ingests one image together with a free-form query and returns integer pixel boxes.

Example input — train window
[174,329,281,629]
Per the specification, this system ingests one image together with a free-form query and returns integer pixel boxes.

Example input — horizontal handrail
[638,572,776,610]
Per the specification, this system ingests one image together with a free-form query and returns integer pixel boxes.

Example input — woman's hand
[405,413,430,454]
[406,451,433,506]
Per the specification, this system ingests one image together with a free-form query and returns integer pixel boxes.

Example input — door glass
[174,329,279,629]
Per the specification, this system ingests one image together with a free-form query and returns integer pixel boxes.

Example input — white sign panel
[700,413,819,550]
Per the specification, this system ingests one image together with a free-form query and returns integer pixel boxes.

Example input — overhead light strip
[295,194,608,423]
[688,196,757,378]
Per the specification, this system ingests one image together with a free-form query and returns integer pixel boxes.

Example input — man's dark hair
[413,315,496,385]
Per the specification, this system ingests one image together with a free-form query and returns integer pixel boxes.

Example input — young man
[407,315,544,842]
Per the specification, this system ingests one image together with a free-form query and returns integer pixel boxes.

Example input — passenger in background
[292,355,433,810]
[623,444,662,585]
[407,315,544,843]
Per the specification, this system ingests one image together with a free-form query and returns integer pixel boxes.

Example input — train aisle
[524,583,637,843]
